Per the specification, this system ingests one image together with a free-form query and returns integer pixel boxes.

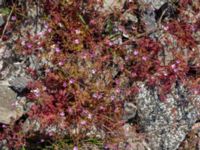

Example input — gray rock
[142,8,157,32]
[102,0,126,13]
[0,85,23,124]
[141,0,168,9]
[123,102,137,121]
[8,76,32,93]
[136,82,200,150]
[122,12,138,23]
[0,60,3,71]
[0,0,3,5]
[0,15,4,26]
[0,45,5,59]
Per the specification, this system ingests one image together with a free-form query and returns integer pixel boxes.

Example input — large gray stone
[136,82,200,150]
[0,85,23,124]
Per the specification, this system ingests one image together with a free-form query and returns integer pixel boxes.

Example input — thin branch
[0,6,14,40]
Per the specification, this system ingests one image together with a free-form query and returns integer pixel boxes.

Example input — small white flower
[75,29,81,34]
[91,69,96,74]
[92,93,98,99]
[21,40,25,46]
[163,25,169,31]
[88,113,92,119]
[32,88,40,97]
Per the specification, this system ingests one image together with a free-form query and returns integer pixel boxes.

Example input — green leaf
[0,8,10,15]
[21,146,26,150]
[78,14,87,25]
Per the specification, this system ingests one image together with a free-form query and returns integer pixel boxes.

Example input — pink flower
[11,16,17,21]
[93,93,103,99]
[80,120,87,125]
[74,39,80,44]
[55,47,61,53]
[97,93,103,99]
[73,146,78,150]
[115,79,120,85]
[69,79,75,84]
[131,72,137,77]
[171,64,176,69]
[45,69,51,73]
[116,88,121,93]
[108,42,113,46]
[163,25,169,31]
[163,72,168,76]
[38,31,45,36]
[173,68,178,72]
[142,56,147,61]
[27,43,32,48]
[133,50,139,56]
[90,19,96,25]
[100,106,105,110]
[105,39,113,46]
[81,53,87,59]
[63,82,67,87]
[67,108,73,114]
[44,24,49,29]
[48,28,52,32]
[48,132,53,136]
[110,95,115,101]
[58,61,64,66]
[194,90,198,95]
[11,103,15,107]
[92,93,98,99]
[60,112,65,117]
